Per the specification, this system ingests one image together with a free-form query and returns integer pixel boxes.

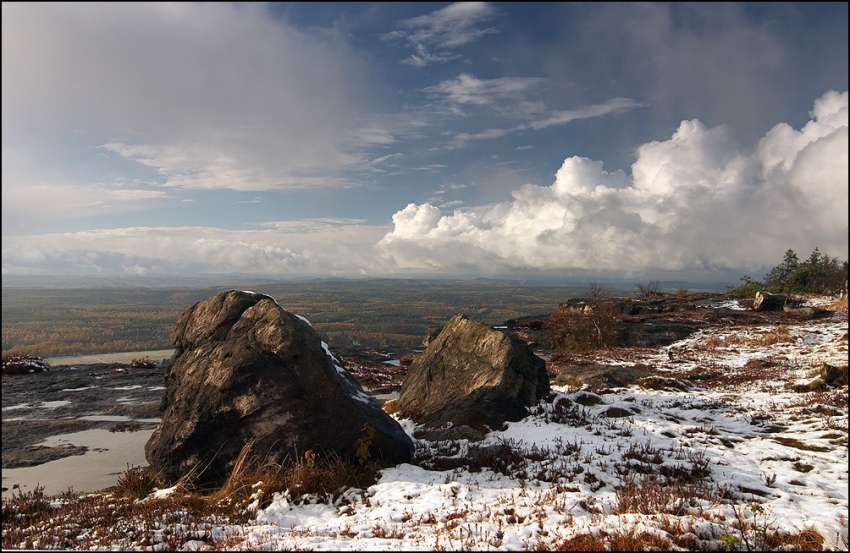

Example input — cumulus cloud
[5,89,845,278]
[378,90,848,274]
[384,2,498,67]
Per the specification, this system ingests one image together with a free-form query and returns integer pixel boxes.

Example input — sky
[2,2,848,282]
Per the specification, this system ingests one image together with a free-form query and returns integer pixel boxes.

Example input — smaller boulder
[820,363,848,386]
[397,314,549,431]
[753,291,785,312]
[615,322,696,347]
[413,425,485,442]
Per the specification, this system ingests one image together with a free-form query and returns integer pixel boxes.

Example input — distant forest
[2,279,594,357]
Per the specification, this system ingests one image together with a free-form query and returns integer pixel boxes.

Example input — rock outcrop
[615,321,697,347]
[782,305,831,318]
[421,326,442,347]
[145,290,413,488]
[396,314,549,431]
[554,363,650,391]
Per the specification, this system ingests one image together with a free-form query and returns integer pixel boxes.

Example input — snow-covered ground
[169,305,848,550]
[5,300,848,550]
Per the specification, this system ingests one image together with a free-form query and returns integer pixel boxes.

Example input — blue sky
[2,2,847,281]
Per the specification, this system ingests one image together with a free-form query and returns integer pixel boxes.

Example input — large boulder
[145,290,413,488]
[396,314,549,431]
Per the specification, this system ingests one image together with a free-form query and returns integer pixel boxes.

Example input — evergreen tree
[731,247,846,296]
[763,249,799,292]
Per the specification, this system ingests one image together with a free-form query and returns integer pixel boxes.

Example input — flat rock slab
[555,364,650,392]
[2,364,164,469]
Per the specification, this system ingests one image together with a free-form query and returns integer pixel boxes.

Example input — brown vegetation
[545,279,619,351]
[2,280,583,356]
[1,353,50,374]
[130,356,157,369]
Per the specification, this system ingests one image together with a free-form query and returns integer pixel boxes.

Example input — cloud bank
[2,222,388,277]
[379,90,848,274]
[3,91,846,279]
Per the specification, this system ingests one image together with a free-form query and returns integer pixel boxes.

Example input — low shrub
[130,356,157,369]
[635,279,662,299]
[2,353,50,374]
[546,279,619,351]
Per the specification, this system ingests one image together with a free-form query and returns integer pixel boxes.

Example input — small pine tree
[763,249,799,293]
[732,247,847,296]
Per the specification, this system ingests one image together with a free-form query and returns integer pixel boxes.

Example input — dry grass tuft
[615,473,727,516]
[552,527,673,551]
[208,440,380,510]
[112,465,159,499]
[825,295,848,313]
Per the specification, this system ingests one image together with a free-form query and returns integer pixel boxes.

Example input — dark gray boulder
[753,291,786,311]
[145,290,413,488]
[396,314,549,431]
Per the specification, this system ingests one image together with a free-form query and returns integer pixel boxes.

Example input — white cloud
[2,221,390,276]
[379,90,849,273]
[2,3,384,194]
[385,2,498,67]
[447,98,643,147]
[425,74,544,106]
[7,90,844,278]
[453,128,510,143]
[1,181,168,228]
[528,97,645,130]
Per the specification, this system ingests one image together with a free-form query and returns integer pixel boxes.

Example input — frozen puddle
[39,400,71,409]
[1,428,154,499]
